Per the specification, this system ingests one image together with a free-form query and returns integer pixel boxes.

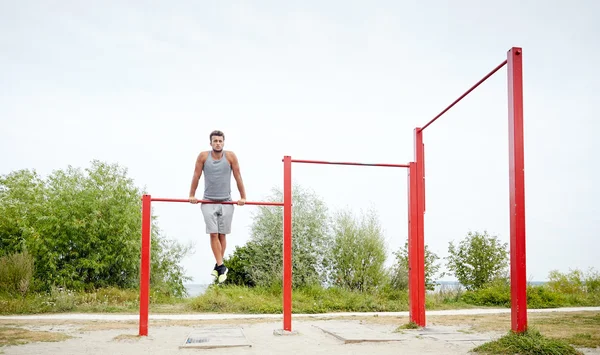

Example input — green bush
[0,161,192,295]
[225,185,333,288]
[460,280,511,307]
[392,241,444,291]
[0,250,34,297]
[446,231,509,291]
[548,267,600,295]
[526,285,567,308]
[330,208,388,292]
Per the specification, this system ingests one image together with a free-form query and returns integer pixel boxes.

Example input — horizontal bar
[289,159,409,168]
[149,197,284,206]
[420,59,508,131]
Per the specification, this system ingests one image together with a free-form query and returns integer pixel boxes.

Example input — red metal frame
[411,129,426,327]
[407,163,423,326]
[416,46,526,333]
[291,159,409,168]
[507,47,527,333]
[138,46,525,336]
[151,197,284,206]
[139,194,151,336]
[283,156,293,331]
[137,195,285,336]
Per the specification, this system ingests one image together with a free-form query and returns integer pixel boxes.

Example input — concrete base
[180,326,251,349]
[273,329,299,336]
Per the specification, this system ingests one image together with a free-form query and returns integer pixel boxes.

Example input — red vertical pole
[283,156,293,331]
[139,194,151,336]
[407,162,420,324]
[507,47,527,333]
[414,128,426,327]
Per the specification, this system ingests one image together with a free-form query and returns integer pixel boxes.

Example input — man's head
[209,130,225,152]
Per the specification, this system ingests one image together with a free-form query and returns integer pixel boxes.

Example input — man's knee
[210,233,219,239]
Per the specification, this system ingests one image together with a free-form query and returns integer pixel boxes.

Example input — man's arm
[189,152,206,202]
[229,151,246,202]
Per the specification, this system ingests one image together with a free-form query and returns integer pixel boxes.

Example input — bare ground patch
[0,326,71,347]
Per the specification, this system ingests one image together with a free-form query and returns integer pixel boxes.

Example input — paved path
[1,306,599,321]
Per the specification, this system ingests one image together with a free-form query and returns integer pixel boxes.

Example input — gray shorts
[200,201,235,234]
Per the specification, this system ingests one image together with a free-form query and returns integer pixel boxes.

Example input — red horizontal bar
[149,198,284,206]
[420,59,508,131]
[289,159,409,168]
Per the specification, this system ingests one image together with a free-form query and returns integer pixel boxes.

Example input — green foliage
[547,268,600,295]
[392,241,444,291]
[0,250,34,298]
[330,208,388,292]
[223,244,256,287]
[189,284,409,314]
[472,328,581,354]
[446,231,509,291]
[460,277,511,307]
[0,160,191,295]
[454,268,600,309]
[225,185,333,288]
[150,227,194,298]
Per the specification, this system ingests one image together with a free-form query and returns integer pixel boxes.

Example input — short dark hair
[209,130,225,142]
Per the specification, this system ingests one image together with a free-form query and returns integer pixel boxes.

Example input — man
[188,130,246,283]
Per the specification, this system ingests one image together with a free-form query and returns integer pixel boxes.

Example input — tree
[446,231,509,291]
[330,208,388,292]
[0,160,192,295]
[225,185,333,288]
[392,241,444,291]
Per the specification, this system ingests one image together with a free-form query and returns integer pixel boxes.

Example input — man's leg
[219,234,226,258]
[201,203,221,278]
[214,204,234,283]
[210,233,224,265]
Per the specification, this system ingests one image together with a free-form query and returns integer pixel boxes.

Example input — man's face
[210,135,224,152]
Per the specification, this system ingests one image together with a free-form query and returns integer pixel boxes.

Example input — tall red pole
[283,156,293,331]
[413,128,426,327]
[139,194,151,336]
[507,47,527,333]
[407,162,421,324]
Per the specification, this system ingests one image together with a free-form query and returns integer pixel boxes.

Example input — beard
[212,147,223,153]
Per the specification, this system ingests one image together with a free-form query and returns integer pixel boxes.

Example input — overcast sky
[2,1,598,286]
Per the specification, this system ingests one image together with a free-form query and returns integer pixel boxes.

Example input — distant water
[184,284,210,298]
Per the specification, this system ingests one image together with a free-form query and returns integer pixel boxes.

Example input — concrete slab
[313,322,406,344]
[179,326,252,349]
[417,326,495,342]
[273,329,299,336]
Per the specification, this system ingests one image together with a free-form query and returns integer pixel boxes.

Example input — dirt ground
[1,310,599,355]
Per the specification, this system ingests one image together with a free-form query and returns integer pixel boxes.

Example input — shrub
[226,185,333,288]
[392,241,444,291]
[0,161,192,294]
[0,250,34,297]
[446,231,509,291]
[330,208,388,292]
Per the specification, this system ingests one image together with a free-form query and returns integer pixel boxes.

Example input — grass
[472,328,581,354]
[0,326,71,347]
[426,311,600,351]
[1,282,599,316]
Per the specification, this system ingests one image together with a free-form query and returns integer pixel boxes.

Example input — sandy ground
[1,308,600,355]
[1,320,498,355]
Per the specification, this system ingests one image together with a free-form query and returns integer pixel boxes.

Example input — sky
[1,1,599,286]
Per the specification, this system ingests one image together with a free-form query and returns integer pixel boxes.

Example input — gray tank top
[203,151,232,201]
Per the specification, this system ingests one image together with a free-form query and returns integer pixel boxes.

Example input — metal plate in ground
[180,326,252,349]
